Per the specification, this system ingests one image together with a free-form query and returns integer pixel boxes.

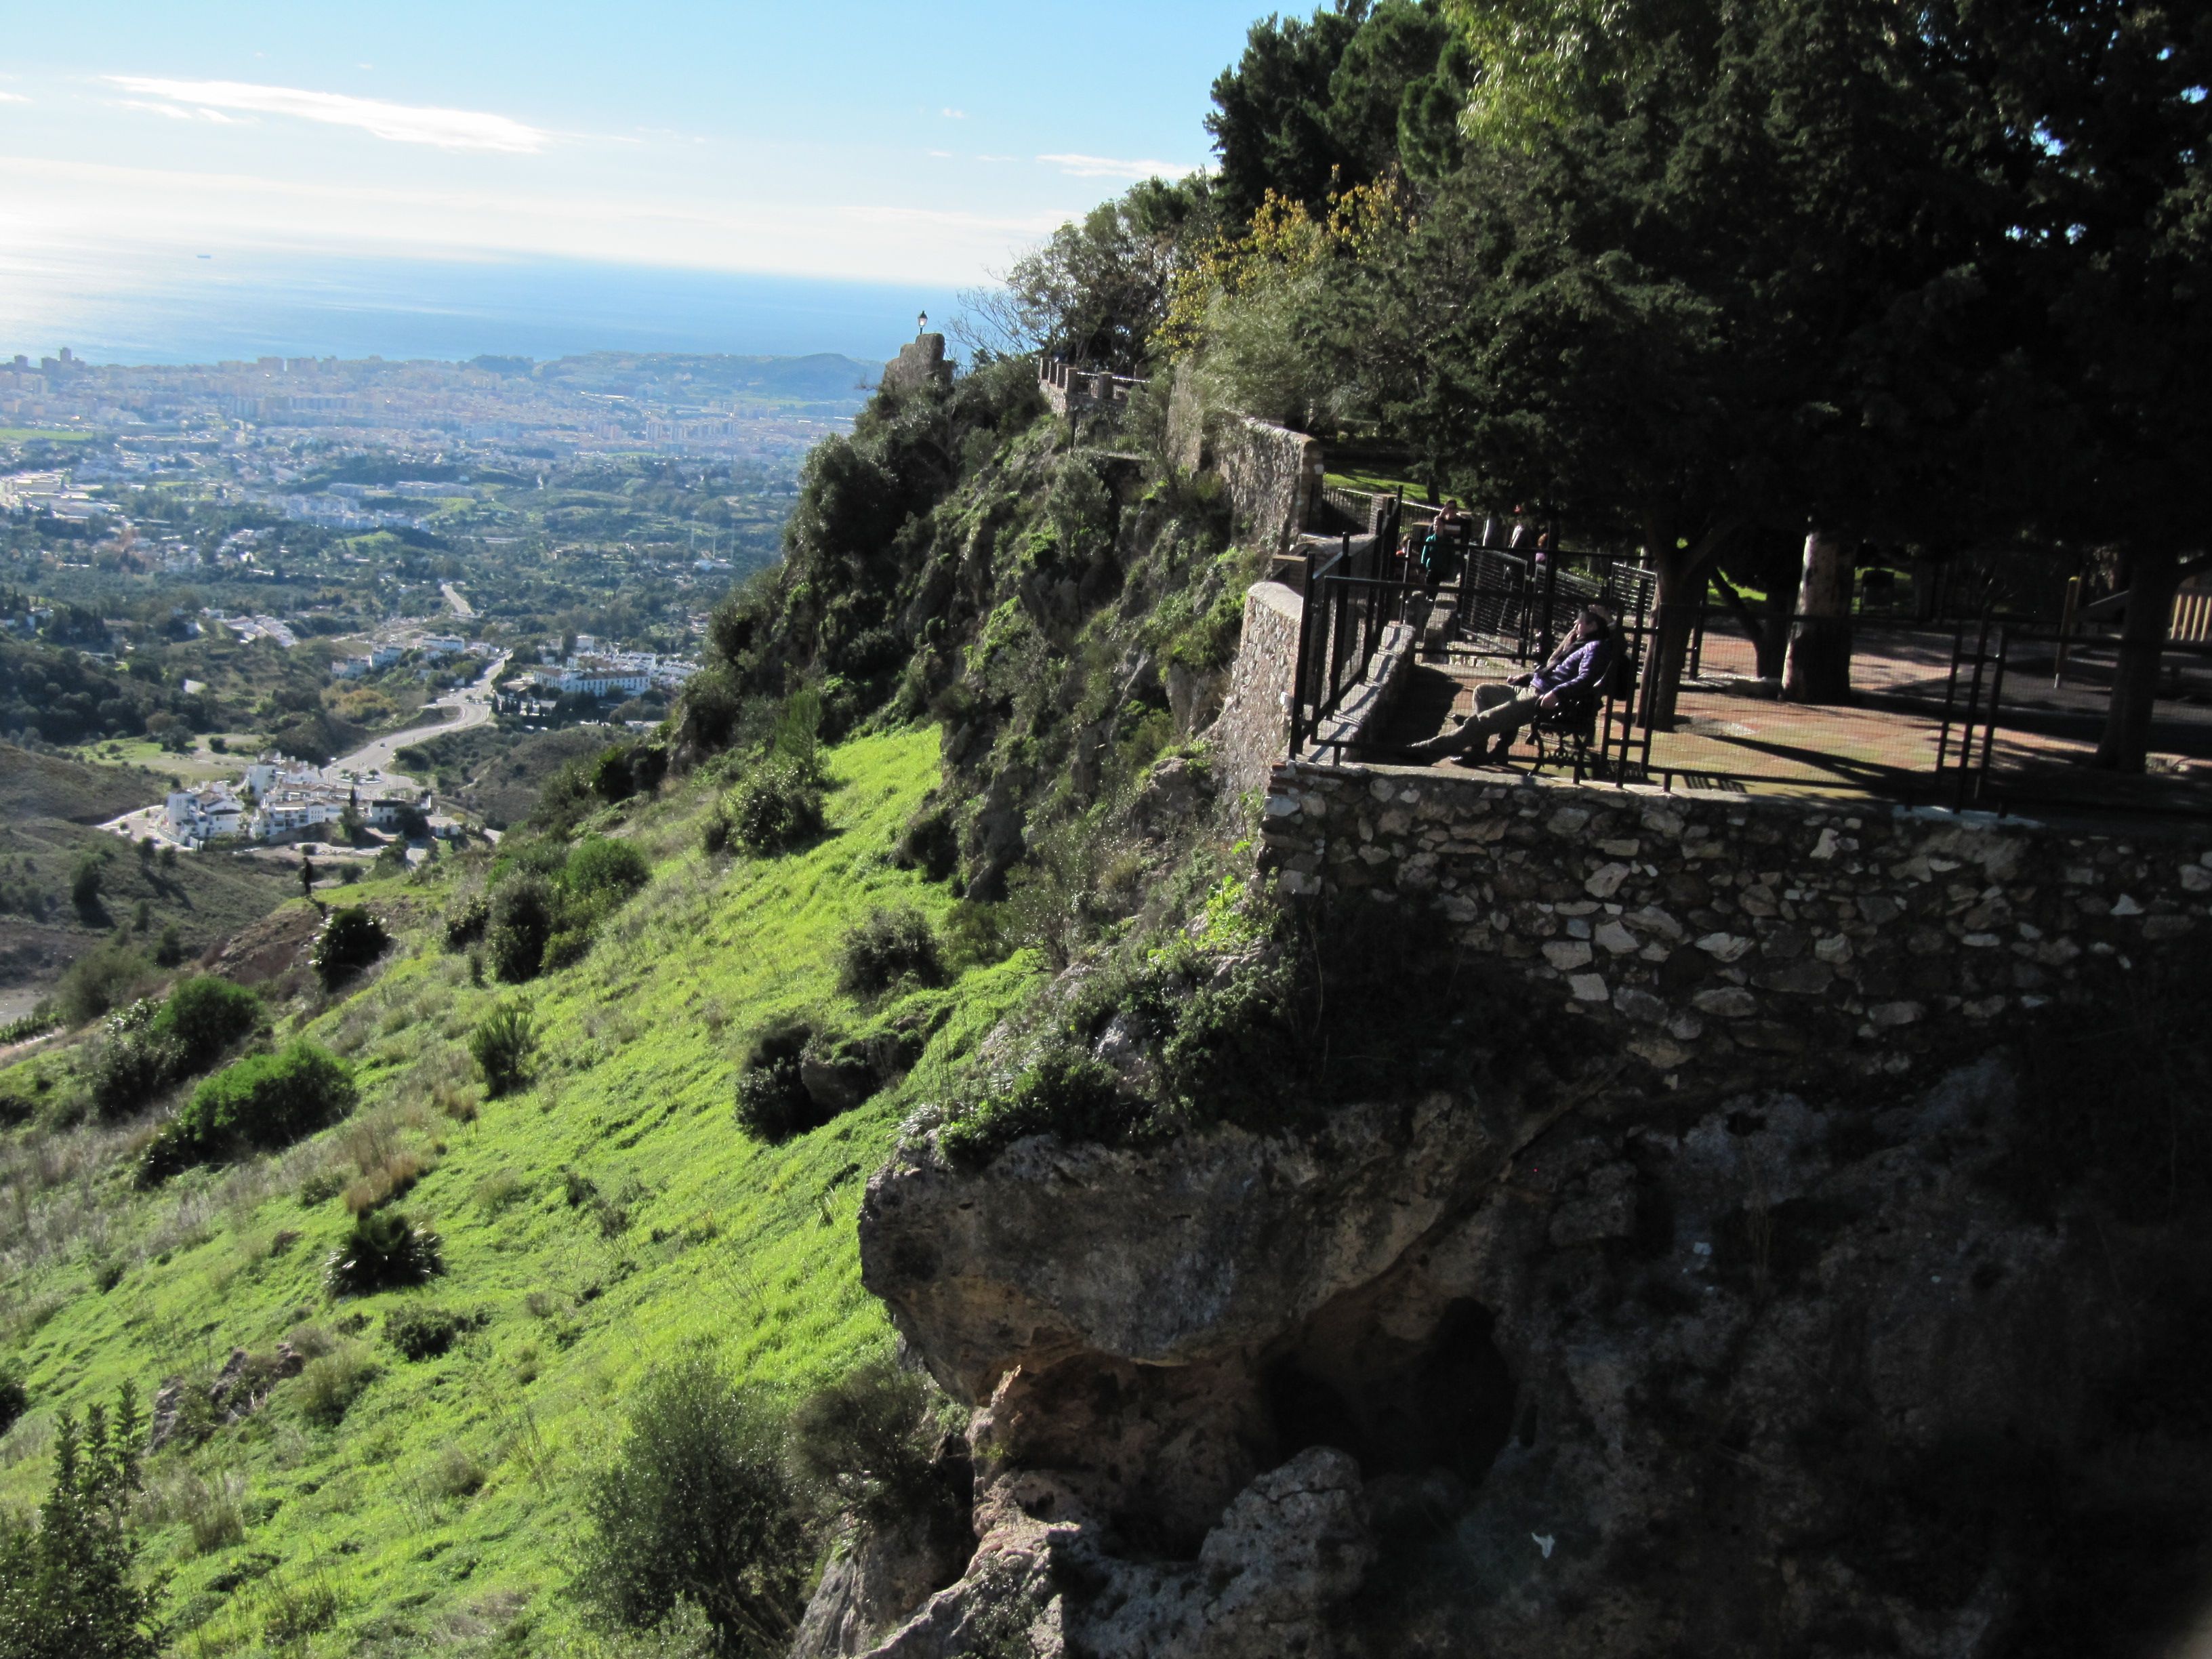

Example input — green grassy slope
[0,725,1033,1655]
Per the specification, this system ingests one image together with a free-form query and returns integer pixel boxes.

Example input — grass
[0,724,1037,1654]
[0,428,98,443]
[1324,468,1427,497]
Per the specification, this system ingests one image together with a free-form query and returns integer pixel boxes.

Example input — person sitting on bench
[1403,606,1616,764]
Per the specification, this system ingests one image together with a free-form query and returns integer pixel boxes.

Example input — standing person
[1402,607,1616,763]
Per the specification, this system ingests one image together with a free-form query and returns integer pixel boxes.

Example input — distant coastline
[0,247,955,369]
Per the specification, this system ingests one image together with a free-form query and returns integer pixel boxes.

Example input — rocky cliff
[800,1029,2212,1658]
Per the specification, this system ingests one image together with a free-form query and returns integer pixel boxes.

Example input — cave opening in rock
[1267,1298,1517,1485]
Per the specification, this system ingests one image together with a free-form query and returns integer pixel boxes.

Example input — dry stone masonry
[1261,757,2212,1085]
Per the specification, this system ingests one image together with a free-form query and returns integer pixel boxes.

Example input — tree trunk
[2092,543,2179,772]
[1783,529,1854,703]
[1639,543,1706,729]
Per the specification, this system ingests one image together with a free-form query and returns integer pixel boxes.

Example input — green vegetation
[0,727,1034,1652]
[0,1389,166,1659]
[309,906,388,990]
[576,1351,812,1656]
[141,1042,358,1181]
[468,1002,537,1099]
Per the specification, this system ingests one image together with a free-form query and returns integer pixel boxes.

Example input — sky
[0,1,1263,290]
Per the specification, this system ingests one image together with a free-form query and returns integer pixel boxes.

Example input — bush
[590,743,640,802]
[142,1043,357,1181]
[68,848,105,911]
[310,907,388,990]
[893,806,959,882]
[323,1210,443,1298]
[733,1021,818,1143]
[701,810,733,856]
[443,895,489,951]
[296,1349,377,1426]
[157,976,261,1076]
[0,1387,165,1658]
[152,924,186,968]
[577,1352,814,1658]
[837,907,947,998]
[52,942,158,1028]
[791,1358,958,1527]
[487,876,555,983]
[88,1001,180,1120]
[731,758,825,855]
[938,1048,1133,1170]
[469,1002,537,1098]
[563,836,650,903]
[88,978,262,1120]
[384,1303,482,1361]
[0,1366,25,1436]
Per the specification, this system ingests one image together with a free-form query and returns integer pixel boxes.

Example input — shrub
[0,1388,164,1658]
[343,1148,432,1215]
[443,895,489,951]
[590,745,638,802]
[700,809,733,856]
[427,1444,489,1501]
[296,1349,377,1427]
[88,1001,180,1120]
[52,942,158,1027]
[576,1352,813,1657]
[384,1303,481,1361]
[152,925,186,968]
[938,1048,1132,1169]
[68,848,106,911]
[89,978,261,1120]
[733,1021,818,1143]
[487,876,555,983]
[731,758,824,855]
[157,976,261,1076]
[469,1002,538,1098]
[563,836,650,903]
[142,1043,357,1181]
[324,1210,443,1298]
[837,907,947,998]
[791,1358,958,1527]
[0,1366,24,1436]
[310,907,388,989]
[893,806,959,882]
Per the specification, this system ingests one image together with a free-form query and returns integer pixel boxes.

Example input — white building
[164,787,245,843]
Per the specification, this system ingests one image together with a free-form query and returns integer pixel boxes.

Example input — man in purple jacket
[1404,606,1616,764]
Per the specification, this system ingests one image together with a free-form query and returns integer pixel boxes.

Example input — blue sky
[0,1,1262,286]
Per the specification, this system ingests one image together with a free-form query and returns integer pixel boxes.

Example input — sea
[0,245,958,369]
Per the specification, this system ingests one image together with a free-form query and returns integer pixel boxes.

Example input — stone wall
[1261,758,2212,1084]
[1213,417,1324,560]
[1208,582,1304,799]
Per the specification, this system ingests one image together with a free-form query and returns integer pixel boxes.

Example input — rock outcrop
[825,1054,2212,1658]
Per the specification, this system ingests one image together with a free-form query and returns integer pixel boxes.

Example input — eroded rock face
[842,1059,2208,1658]
[861,1092,1541,1403]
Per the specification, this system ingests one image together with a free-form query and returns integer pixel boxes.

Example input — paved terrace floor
[1376,621,2212,822]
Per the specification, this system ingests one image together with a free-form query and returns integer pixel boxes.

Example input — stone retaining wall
[1261,758,2212,1084]
[1210,583,1304,799]
[1214,417,1324,560]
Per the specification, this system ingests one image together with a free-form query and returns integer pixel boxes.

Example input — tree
[577,1353,813,1658]
[954,178,1215,372]
[1956,0,2212,771]
[0,1387,167,1659]
[68,850,104,912]
[1309,0,2020,721]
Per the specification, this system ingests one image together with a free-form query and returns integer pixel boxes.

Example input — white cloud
[1037,152,1193,180]
[0,93,29,105]
[941,108,966,119]
[101,77,550,152]
[0,154,1071,285]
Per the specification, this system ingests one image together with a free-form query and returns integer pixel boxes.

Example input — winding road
[97,653,509,845]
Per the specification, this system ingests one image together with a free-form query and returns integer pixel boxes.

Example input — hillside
[0,726,1035,1654]
[0,745,298,1020]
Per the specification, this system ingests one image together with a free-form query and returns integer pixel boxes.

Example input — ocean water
[0,246,957,368]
